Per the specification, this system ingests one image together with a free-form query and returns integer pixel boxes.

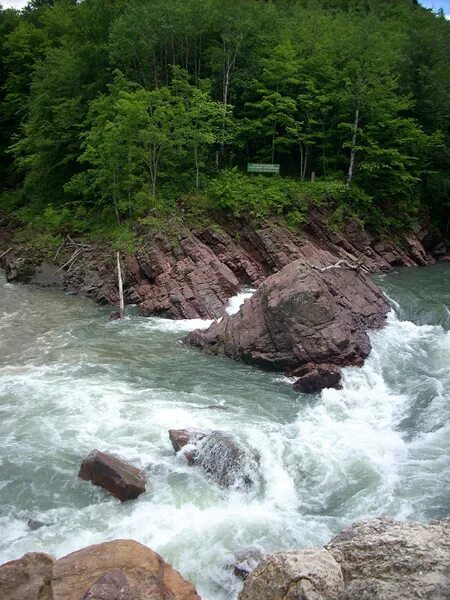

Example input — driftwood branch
[53,238,67,262]
[56,247,84,272]
[0,247,12,260]
[116,251,124,319]
[306,259,361,272]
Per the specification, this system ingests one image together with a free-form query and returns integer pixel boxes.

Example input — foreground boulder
[0,540,200,600]
[170,429,261,489]
[239,517,450,600]
[0,552,54,600]
[239,548,344,600]
[52,540,200,600]
[327,517,450,599]
[186,257,389,391]
[79,450,146,502]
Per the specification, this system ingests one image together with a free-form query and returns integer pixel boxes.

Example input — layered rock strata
[0,213,444,320]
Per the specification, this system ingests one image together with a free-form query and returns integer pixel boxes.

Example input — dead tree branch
[306,259,361,272]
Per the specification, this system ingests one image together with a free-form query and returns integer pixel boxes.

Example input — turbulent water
[0,265,449,599]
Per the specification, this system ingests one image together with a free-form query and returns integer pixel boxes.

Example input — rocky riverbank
[1,517,449,599]
[0,210,447,321]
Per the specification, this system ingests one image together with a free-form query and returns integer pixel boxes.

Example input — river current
[0,265,449,599]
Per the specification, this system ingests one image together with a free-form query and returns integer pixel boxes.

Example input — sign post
[247,163,280,174]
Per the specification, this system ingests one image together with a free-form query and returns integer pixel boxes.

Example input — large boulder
[186,258,389,391]
[170,429,261,489]
[238,518,450,600]
[0,552,54,600]
[0,541,200,600]
[52,540,200,600]
[239,548,344,600]
[327,517,450,600]
[78,450,146,502]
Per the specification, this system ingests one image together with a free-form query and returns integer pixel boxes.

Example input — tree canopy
[0,0,449,236]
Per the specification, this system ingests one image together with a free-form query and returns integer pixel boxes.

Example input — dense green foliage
[0,0,449,238]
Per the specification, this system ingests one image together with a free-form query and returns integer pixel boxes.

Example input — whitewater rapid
[0,267,448,600]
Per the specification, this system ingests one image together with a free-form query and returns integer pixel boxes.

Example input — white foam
[225,289,256,315]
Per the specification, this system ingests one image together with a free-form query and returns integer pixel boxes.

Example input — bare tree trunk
[116,252,124,320]
[299,142,304,180]
[303,145,309,181]
[347,100,360,185]
[194,143,200,189]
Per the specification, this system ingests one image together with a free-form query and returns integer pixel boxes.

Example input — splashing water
[0,265,448,599]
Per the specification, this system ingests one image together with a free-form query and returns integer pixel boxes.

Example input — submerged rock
[233,549,265,579]
[293,363,342,393]
[169,429,261,489]
[186,257,389,391]
[169,428,207,453]
[78,450,146,502]
[0,552,54,600]
[27,518,46,531]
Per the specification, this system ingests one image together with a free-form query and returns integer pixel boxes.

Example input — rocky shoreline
[1,517,449,599]
[0,210,447,321]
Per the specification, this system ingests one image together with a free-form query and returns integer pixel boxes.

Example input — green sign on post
[247,163,280,174]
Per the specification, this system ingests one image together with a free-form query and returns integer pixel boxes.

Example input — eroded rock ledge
[186,254,390,390]
[0,211,446,320]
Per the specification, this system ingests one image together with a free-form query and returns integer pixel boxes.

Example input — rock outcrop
[186,256,389,390]
[170,429,261,488]
[239,518,450,600]
[79,450,146,502]
[0,539,200,600]
[326,517,450,600]
[1,211,444,321]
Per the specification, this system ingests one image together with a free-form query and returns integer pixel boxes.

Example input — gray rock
[327,517,450,600]
[239,548,344,600]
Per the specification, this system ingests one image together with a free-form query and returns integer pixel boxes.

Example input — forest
[0,0,449,247]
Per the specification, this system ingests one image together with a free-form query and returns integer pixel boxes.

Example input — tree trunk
[116,252,124,320]
[194,143,200,189]
[303,145,309,181]
[347,100,360,185]
[299,142,304,181]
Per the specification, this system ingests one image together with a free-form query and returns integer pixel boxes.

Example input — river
[0,265,449,599]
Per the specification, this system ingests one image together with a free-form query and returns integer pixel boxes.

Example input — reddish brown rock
[2,210,441,321]
[81,570,132,600]
[169,428,207,453]
[78,450,146,502]
[293,363,343,393]
[52,540,200,600]
[186,257,389,387]
[0,552,54,600]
